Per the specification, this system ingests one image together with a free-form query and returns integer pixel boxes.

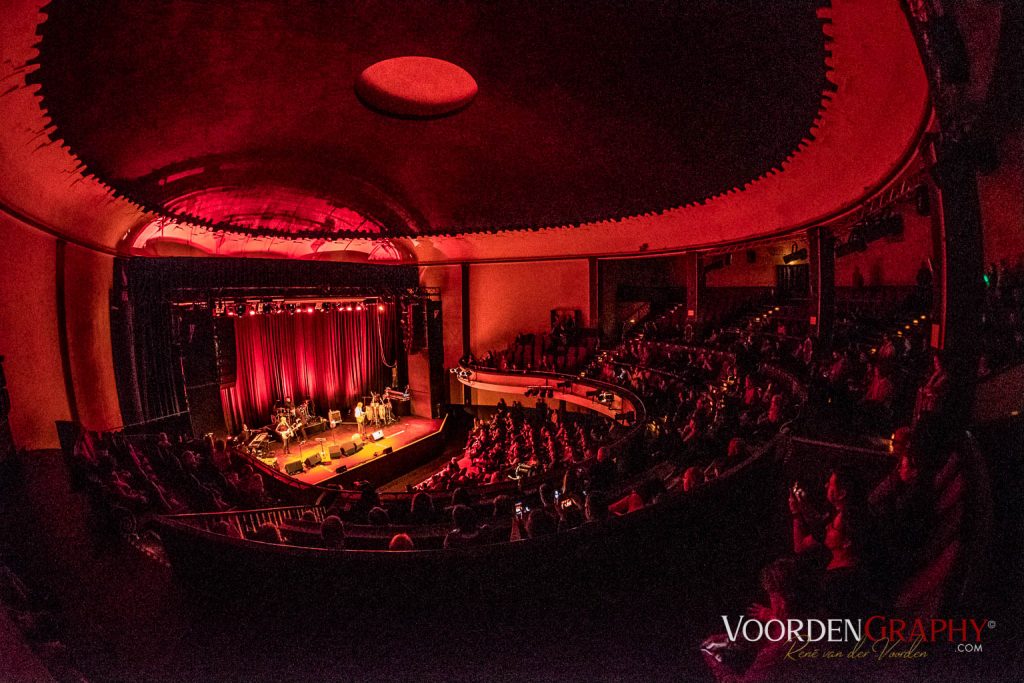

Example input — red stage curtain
[221,305,396,431]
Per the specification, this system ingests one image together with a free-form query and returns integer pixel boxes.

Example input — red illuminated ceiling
[0,0,929,261]
[30,0,831,238]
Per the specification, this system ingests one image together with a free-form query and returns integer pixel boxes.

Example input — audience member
[320,515,345,550]
[389,533,415,551]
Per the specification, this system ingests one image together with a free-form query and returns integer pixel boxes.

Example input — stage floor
[262,417,444,485]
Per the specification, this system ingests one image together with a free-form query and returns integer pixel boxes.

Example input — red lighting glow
[377,305,385,312]
[356,56,478,118]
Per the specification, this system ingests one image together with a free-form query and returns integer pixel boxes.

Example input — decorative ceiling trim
[25,0,835,242]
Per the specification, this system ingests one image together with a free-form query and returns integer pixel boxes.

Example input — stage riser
[319,424,446,489]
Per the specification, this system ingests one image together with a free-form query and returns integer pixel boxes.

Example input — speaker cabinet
[284,459,304,475]
[342,442,361,456]
[304,452,322,468]
[380,446,394,457]
[370,429,385,441]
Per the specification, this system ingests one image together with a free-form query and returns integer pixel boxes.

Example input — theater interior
[0,1,1022,681]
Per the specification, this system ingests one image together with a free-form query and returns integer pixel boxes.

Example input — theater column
[461,263,471,406]
[808,227,835,344]
[929,139,985,422]
[685,252,704,322]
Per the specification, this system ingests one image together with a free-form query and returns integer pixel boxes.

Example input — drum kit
[365,392,397,427]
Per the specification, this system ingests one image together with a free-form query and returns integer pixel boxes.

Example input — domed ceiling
[29,0,833,239]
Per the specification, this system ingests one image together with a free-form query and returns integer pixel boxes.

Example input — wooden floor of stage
[262,417,444,485]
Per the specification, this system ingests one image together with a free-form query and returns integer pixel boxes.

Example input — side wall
[467,260,590,354]
[63,245,122,432]
[0,214,70,448]
[701,201,934,290]
[833,203,933,287]
[978,127,1024,266]
[419,260,591,405]
[0,212,121,449]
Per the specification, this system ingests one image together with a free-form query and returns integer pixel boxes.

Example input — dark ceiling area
[32,0,831,238]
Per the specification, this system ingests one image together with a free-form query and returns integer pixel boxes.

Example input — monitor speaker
[380,446,393,457]
[305,452,321,468]
[343,442,361,456]
[284,459,304,475]
[335,464,348,474]
[371,429,384,441]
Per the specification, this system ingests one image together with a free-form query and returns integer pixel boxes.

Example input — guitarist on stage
[275,414,294,454]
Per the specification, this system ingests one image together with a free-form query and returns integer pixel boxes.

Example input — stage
[256,416,445,486]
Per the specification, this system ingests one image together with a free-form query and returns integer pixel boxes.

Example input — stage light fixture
[236,303,247,316]
[783,245,808,264]
[356,304,364,312]
[346,305,354,312]
[378,305,385,312]
[304,305,314,313]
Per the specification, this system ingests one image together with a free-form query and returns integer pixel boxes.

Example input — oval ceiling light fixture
[356,56,477,118]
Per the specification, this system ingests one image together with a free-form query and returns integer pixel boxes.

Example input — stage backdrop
[221,305,396,430]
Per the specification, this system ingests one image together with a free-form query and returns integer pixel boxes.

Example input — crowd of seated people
[701,414,966,682]
[695,301,936,436]
[587,338,797,483]
[416,399,602,491]
[70,429,274,525]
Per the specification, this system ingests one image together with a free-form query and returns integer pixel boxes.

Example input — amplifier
[328,410,342,428]
[306,418,328,435]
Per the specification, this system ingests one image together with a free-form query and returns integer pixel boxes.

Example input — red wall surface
[63,245,121,433]
[978,128,1024,267]
[0,214,71,449]
[467,260,590,354]
[0,213,122,449]
[701,200,934,291]
[834,203,933,287]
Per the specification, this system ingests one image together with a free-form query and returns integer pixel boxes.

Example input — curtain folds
[221,305,395,431]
